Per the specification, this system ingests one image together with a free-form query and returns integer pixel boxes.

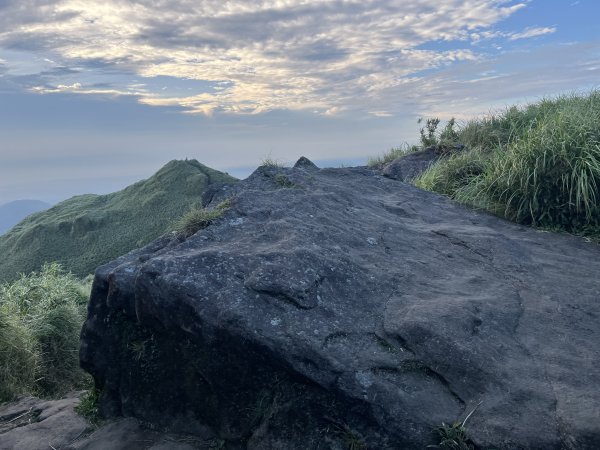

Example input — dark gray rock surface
[0,394,88,450]
[80,159,600,449]
[68,417,207,450]
[381,147,440,181]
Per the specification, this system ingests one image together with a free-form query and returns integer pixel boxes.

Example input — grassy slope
[0,160,237,282]
[412,91,600,236]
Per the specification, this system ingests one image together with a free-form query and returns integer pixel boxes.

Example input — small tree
[419,117,441,147]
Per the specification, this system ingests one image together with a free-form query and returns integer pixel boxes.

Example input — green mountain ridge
[0,160,237,282]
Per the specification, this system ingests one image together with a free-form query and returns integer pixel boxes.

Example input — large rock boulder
[80,159,600,449]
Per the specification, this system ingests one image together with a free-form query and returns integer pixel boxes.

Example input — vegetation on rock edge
[377,90,600,239]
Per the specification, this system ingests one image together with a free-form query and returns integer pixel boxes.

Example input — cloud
[408,41,600,120]
[29,81,136,97]
[507,26,556,41]
[0,0,560,115]
[471,26,556,42]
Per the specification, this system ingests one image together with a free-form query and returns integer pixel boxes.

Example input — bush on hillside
[0,263,91,402]
[414,91,600,233]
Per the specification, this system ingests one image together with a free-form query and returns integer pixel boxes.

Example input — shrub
[0,263,91,402]
[438,118,461,152]
[420,117,441,147]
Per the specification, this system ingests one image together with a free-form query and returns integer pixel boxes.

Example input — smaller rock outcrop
[0,394,88,450]
[0,393,223,449]
[293,156,320,170]
[381,147,439,181]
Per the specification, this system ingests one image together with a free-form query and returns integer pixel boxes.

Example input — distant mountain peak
[0,161,237,282]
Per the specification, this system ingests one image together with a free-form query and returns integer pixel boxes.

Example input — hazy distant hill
[0,160,237,282]
[0,200,50,235]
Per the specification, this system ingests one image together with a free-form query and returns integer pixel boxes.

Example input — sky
[0,0,598,205]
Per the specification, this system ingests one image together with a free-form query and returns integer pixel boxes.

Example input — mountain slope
[0,160,236,282]
[0,200,50,235]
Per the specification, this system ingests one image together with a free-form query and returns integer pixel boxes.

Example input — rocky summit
[80,158,600,449]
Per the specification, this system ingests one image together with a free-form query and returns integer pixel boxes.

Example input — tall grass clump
[0,308,38,401]
[0,263,91,402]
[415,148,487,197]
[368,143,420,167]
[172,199,232,238]
[415,91,600,233]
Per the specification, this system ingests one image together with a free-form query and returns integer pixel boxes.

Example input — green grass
[428,402,481,450]
[367,143,420,167]
[368,118,461,168]
[261,156,284,168]
[0,160,237,283]
[332,423,367,450]
[430,421,474,450]
[0,263,92,402]
[172,199,232,238]
[76,387,102,425]
[414,91,600,234]
[274,173,296,188]
[0,307,38,402]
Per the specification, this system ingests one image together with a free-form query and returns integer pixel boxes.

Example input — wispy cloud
[0,1,562,115]
[507,26,556,41]
[29,82,136,97]
[470,26,556,42]
[411,41,600,120]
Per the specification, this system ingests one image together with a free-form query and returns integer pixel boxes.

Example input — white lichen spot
[367,237,377,245]
[270,318,282,326]
[229,217,245,226]
[355,371,373,388]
